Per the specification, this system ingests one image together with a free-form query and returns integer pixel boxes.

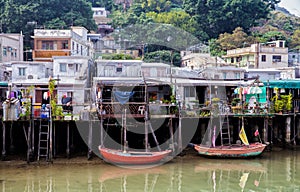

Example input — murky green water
[1,150,300,191]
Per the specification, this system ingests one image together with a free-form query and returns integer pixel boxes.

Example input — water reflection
[195,160,266,191]
[2,151,300,191]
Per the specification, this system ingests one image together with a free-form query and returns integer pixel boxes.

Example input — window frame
[60,63,67,72]
[42,41,54,50]
[18,67,26,76]
[261,55,266,62]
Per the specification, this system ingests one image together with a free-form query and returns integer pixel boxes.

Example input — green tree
[102,53,135,60]
[217,27,256,50]
[133,0,172,13]
[143,50,181,66]
[258,31,287,43]
[209,39,226,57]
[183,0,276,39]
[289,29,300,49]
[1,0,97,33]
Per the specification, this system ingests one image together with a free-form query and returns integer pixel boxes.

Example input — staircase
[38,119,50,161]
[220,114,231,146]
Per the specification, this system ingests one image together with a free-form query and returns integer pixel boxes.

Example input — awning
[263,80,300,89]
[0,82,8,87]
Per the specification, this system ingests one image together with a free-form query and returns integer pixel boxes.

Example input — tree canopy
[0,0,96,33]
[2,0,299,58]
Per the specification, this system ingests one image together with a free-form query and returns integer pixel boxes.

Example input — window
[46,68,49,77]
[75,64,82,72]
[3,48,7,56]
[62,40,69,49]
[72,42,75,51]
[18,68,26,76]
[76,44,79,54]
[116,63,122,72]
[184,86,195,97]
[80,46,83,55]
[223,72,227,79]
[279,41,284,47]
[272,55,281,62]
[42,41,54,50]
[231,58,234,63]
[116,67,122,72]
[68,63,74,68]
[235,72,240,79]
[60,63,67,72]
[261,55,266,62]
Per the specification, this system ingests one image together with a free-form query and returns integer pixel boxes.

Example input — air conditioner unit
[27,74,38,79]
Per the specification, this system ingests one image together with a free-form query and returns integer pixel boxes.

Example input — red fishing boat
[192,143,266,158]
[96,77,175,165]
[192,114,267,158]
[99,147,172,165]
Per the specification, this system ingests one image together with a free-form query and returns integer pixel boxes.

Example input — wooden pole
[2,122,6,160]
[286,116,291,143]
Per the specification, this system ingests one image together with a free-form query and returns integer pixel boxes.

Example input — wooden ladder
[220,114,231,146]
[38,119,50,161]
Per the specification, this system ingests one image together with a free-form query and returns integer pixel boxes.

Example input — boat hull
[194,143,267,158]
[99,146,172,165]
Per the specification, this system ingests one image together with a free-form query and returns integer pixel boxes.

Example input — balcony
[33,50,70,60]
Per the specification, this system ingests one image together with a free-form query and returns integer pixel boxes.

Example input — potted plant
[53,106,64,120]
[49,79,64,119]
[190,100,199,109]
[281,93,293,112]
[149,96,155,103]
[19,86,34,120]
[212,97,220,103]
[272,96,284,114]
[231,98,240,107]
[170,95,176,105]
[275,100,284,114]
[271,87,284,114]
[20,98,31,120]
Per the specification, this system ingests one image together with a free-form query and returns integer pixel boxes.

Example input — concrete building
[95,59,142,77]
[92,7,111,25]
[11,61,52,83]
[32,27,93,62]
[141,63,171,78]
[10,61,53,105]
[0,33,23,63]
[223,40,288,69]
[181,53,226,70]
[53,56,93,114]
[288,49,300,67]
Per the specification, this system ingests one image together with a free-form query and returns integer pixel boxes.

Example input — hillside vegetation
[1,0,300,59]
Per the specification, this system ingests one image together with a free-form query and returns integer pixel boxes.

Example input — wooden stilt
[286,116,291,143]
[66,121,70,158]
[2,121,6,160]
[9,122,14,153]
[88,117,93,160]
[263,118,269,143]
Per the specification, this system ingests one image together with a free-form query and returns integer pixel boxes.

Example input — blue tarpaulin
[113,91,135,104]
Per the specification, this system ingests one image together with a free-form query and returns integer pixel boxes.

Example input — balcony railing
[34,50,70,58]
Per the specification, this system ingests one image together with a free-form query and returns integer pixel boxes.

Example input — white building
[53,56,93,114]
[0,33,23,63]
[32,26,94,62]
[223,40,288,69]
